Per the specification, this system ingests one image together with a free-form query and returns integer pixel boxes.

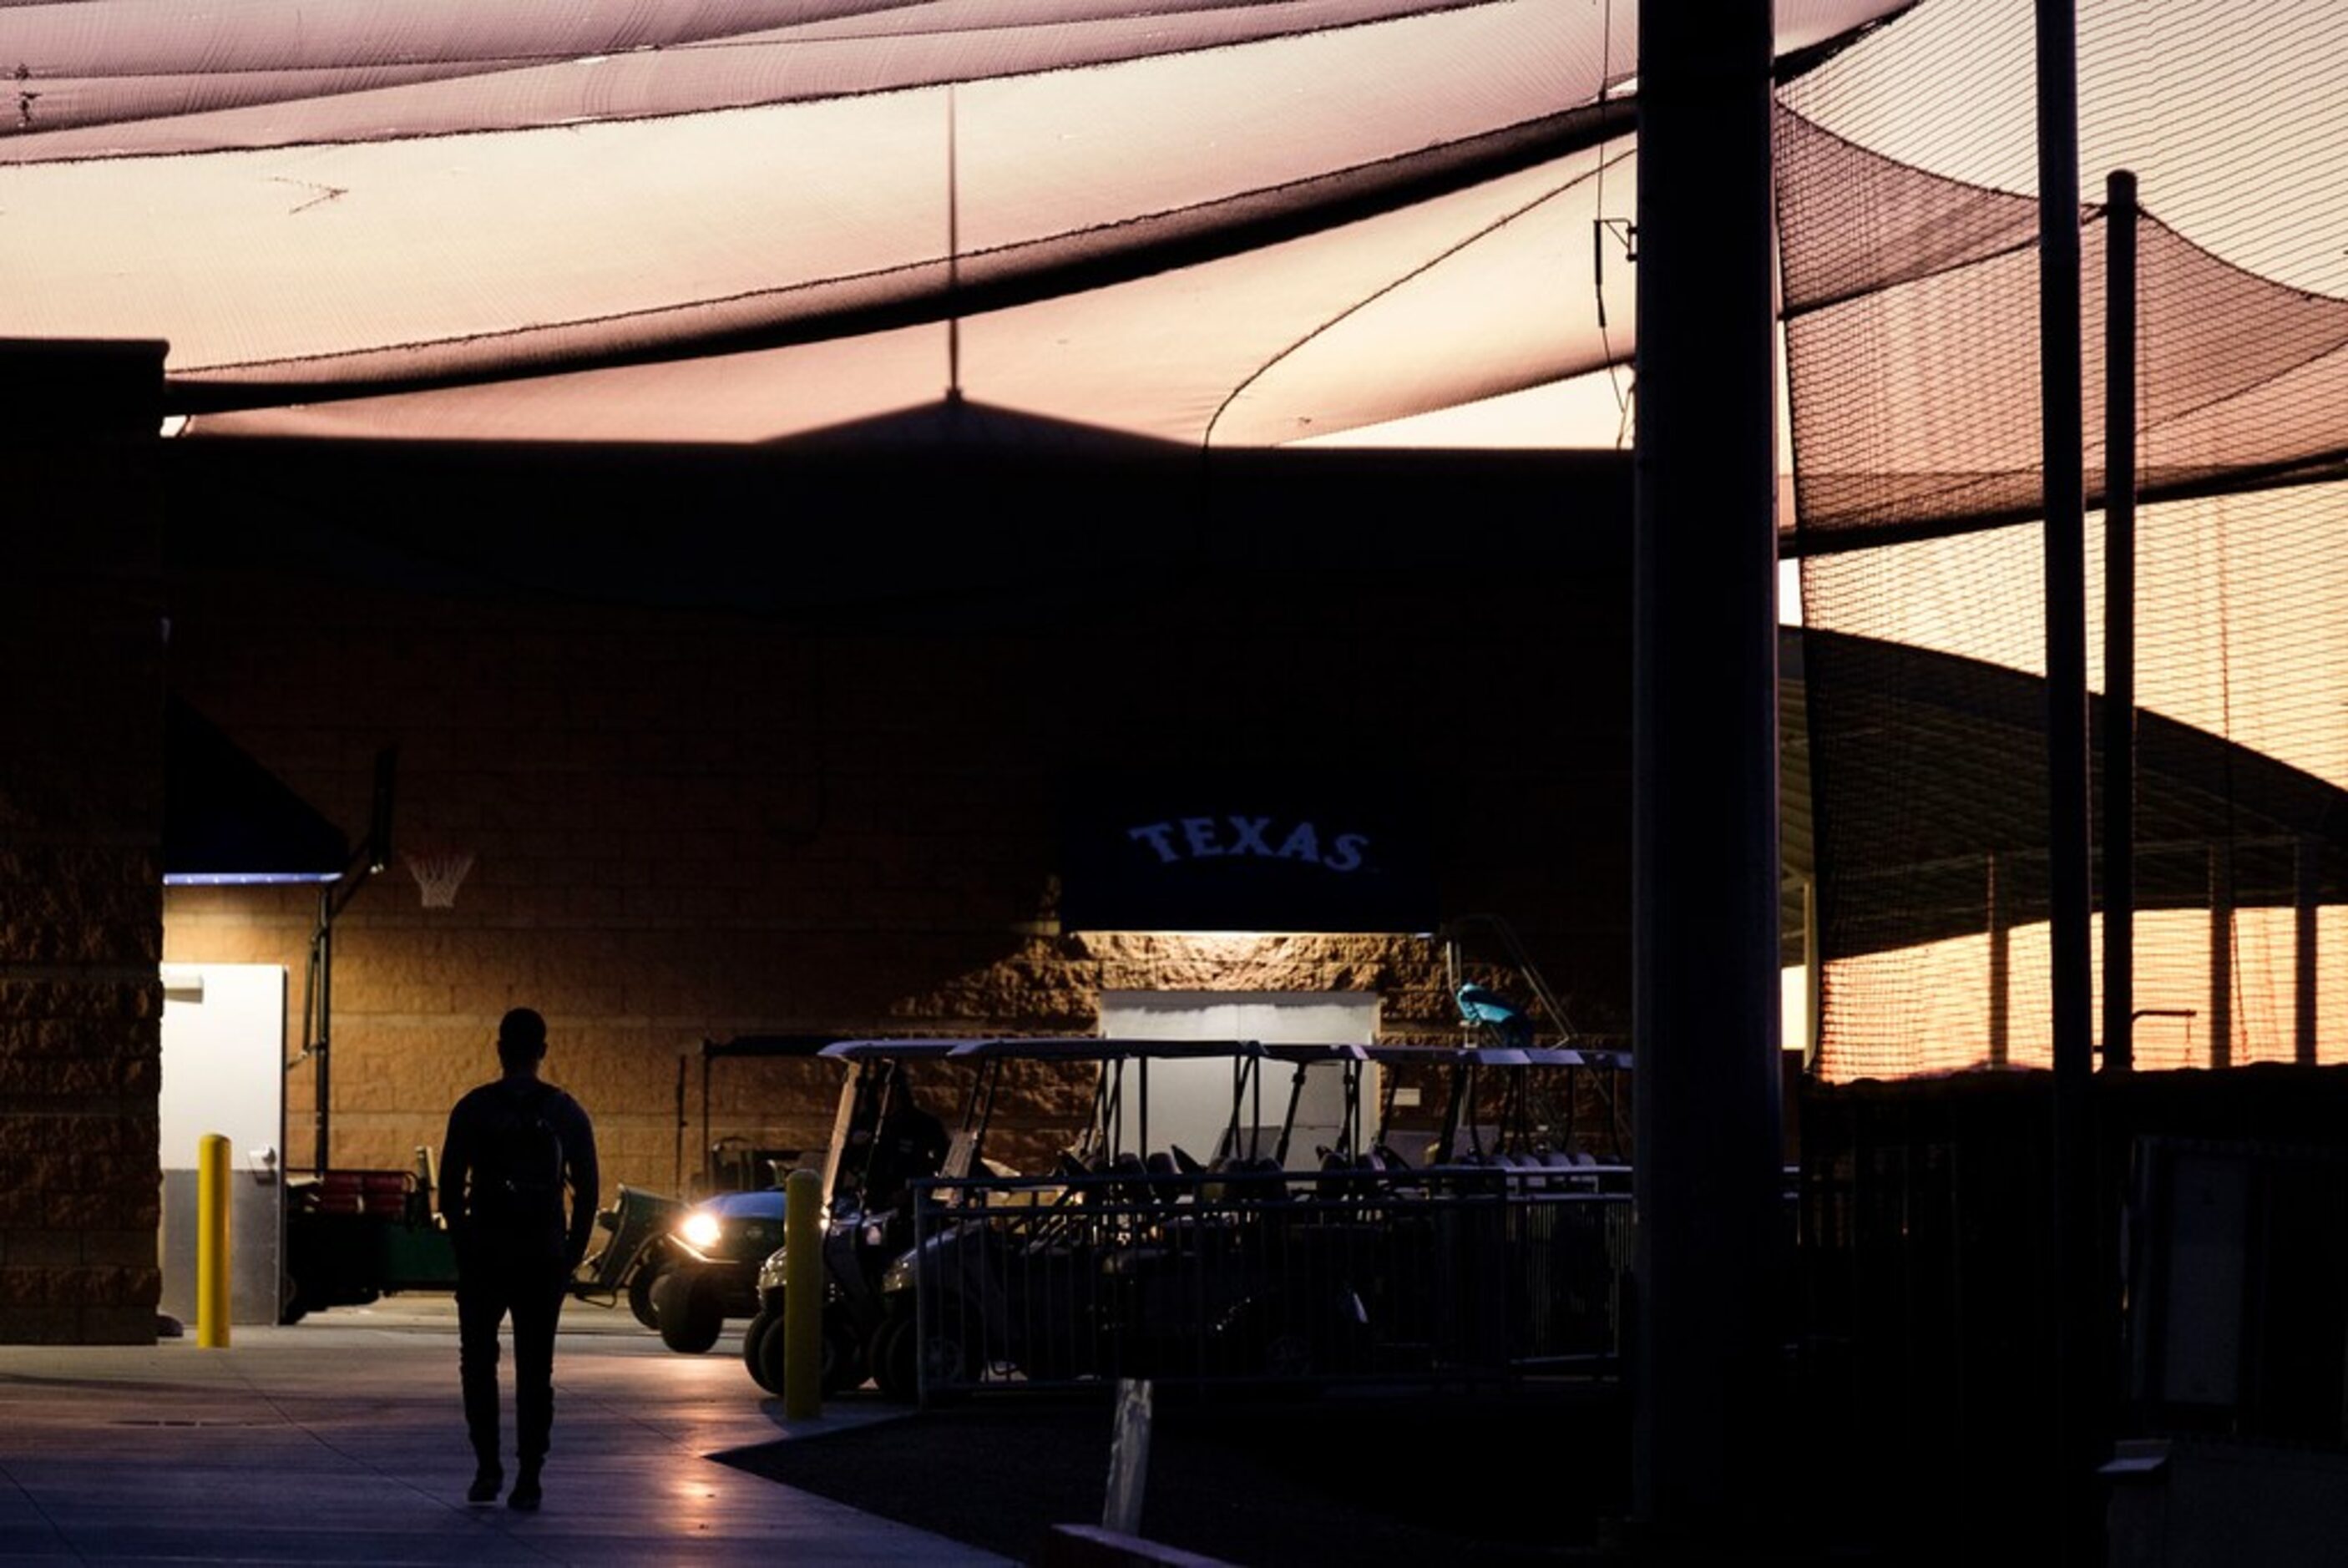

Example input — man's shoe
[467,1464,503,1505]
[508,1468,542,1511]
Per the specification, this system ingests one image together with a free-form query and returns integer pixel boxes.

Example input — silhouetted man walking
[441,1007,599,1510]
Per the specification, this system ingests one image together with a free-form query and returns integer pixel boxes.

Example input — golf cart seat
[1316,1149,1373,1201]
[1223,1156,1288,1204]
[1107,1151,1153,1206]
[1143,1151,1185,1205]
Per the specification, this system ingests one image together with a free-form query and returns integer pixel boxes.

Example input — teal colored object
[1455,984,1532,1049]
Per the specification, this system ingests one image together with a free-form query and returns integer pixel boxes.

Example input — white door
[159,964,286,1325]
[1096,991,1380,1170]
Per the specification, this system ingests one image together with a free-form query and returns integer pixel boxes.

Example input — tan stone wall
[161,541,1629,1204]
[3,341,168,1343]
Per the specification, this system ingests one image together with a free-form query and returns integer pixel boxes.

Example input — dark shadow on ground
[717,1381,1630,1565]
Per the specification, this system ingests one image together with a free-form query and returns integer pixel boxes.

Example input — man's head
[497,1007,548,1073]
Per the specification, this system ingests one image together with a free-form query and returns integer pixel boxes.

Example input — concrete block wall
[2,340,168,1343]
[161,536,1631,1203]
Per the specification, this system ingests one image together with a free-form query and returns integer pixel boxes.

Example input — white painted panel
[159,964,287,1325]
[1097,990,1380,1170]
[159,964,286,1172]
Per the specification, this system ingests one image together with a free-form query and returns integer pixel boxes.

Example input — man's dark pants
[457,1237,569,1465]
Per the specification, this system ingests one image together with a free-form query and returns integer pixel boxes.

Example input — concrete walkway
[0,1296,1012,1565]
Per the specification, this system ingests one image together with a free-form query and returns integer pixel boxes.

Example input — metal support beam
[1989,852,2011,1068]
[2102,169,2138,1075]
[2036,1,2105,1556]
[2210,841,2234,1068]
[1632,0,1784,1543]
[2297,836,2320,1065]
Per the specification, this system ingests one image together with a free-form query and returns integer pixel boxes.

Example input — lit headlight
[679,1211,723,1250]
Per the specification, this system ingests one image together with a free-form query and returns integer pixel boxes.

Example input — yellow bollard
[195,1133,230,1348]
[782,1167,822,1419]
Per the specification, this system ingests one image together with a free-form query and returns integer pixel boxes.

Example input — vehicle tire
[1214,1297,1318,1383]
[1262,1326,1315,1381]
[870,1314,916,1404]
[655,1269,724,1353]
[628,1263,664,1331]
[749,1303,844,1398]
[913,1308,976,1404]
[821,1310,868,1396]
[742,1308,782,1393]
[873,1298,974,1404]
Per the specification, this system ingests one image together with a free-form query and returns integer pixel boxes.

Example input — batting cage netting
[1778,0,2348,1080]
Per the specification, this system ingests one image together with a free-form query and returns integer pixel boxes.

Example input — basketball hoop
[404,848,475,909]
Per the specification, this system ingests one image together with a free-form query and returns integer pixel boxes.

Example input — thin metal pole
[945,83,962,402]
[2209,842,2234,1068]
[2037,1,2103,1558]
[314,888,332,1176]
[1988,853,2011,1069]
[1632,0,1783,1543]
[2102,169,2138,1075]
[2297,837,2320,1065]
[1804,877,1822,1070]
[2037,0,2090,1083]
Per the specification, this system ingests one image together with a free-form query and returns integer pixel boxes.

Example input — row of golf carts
[613,1033,1635,1404]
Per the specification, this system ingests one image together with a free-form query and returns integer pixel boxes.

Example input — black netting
[1778,0,2348,1080]
[1779,106,2348,547]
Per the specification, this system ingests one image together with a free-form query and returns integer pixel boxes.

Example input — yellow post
[195,1133,230,1348]
[782,1167,822,1419]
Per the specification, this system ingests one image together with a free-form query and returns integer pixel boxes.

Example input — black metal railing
[903,1162,1635,1400]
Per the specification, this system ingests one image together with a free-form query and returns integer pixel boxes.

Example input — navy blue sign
[1058,771,1437,933]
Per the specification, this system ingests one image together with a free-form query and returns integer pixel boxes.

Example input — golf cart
[1362,1042,1636,1372]
[863,1034,1639,1401]
[860,1035,1388,1402]
[739,1038,969,1396]
[643,1034,848,1353]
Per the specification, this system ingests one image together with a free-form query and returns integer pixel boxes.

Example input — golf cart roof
[1359,1044,1632,1070]
[699,1034,838,1061]
[817,1036,1369,1065]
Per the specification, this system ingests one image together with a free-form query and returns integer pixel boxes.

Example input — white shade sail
[3,0,1900,442]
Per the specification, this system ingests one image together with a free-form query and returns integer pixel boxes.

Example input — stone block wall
[160,497,1632,1205]
[2,340,168,1343]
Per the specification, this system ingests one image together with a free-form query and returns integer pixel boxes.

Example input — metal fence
[904,1163,1634,1401]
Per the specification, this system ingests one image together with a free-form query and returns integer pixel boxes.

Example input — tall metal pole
[2037,1,2103,1557]
[1989,852,2011,1068]
[945,83,962,402]
[2209,842,2234,1067]
[2296,837,2320,1065]
[1632,0,1784,1545]
[314,888,333,1176]
[2102,169,2138,1075]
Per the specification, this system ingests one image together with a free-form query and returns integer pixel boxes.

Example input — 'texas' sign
[1124,816,1369,872]
[1059,774,1435,933]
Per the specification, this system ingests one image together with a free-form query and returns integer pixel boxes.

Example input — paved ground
[0,1295,1010,1565]
[721,1380,1637,1566]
